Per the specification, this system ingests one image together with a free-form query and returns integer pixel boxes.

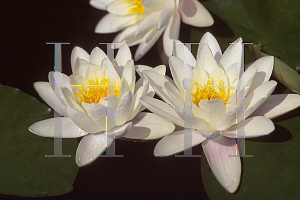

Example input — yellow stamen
[75,77,120,104]
[123,0,144,20]
[192,77,233,106]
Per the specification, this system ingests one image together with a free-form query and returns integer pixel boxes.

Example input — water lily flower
[90,0,214,60]
[29,44,174,166]
[138,32,300,192]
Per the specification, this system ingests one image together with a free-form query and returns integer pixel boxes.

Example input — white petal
[135,27,165,60]
[136,11,160,36]
[33,82,68,116]
[90,0,114,9]
[246,56,274,95]
[67,107,100,133]
[154,129,206,156]
[122,60,135,93]
[71,46,89,72]
[249,94,300,119]
[29,117,88,138]
[73,58,92,77]
[219,38,243,72]
[163,10,181,57]
[115,44,132,76]
[76,133,110,166]
[198,99,226,131]
[196,44,218,74]
[110,14,139,30]
[224,116,275,138]
[107,0,133,15]
[89,47,108,66]
[110,121,132,138]
[140,96,185,127]
[169,56,191,94]
[124,112,175,140]
[158,0,175,29]
[141,0,168,9]
[245,80,277,118]
[142,70,177,107]
[198,32,222,63]
[164,81,184,109]
[116,91,133,126]
[87,103,114,131]
[173,40,196,67]
[179,0,213,27]
[176,109,208,130]
[191,67,209,85]
[95,14,123,34]
[202,136,241,193]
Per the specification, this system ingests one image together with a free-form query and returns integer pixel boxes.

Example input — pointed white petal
[33,82,68,116]
[67,107,100,133]
[76,132,111,166]
[141,0,168,9]
[196,44,218,74]
[224,116,275,138]
[110,14,139,30]
[95,14,123,34]
[163,10,181,57]
[173,40,196,67]
[246,56,274,95]
[198,32,222,62]
[124,112,175,140]
[87,103,114,131]
[71,47,89,72]
[202,136,241,193]
[73,58,92,77]
[29,117,88,138]
[107,0,133,15]
[89,47,107,66]
[140,96,185,127]
[158,0,175,29]
[115,44,132,76]
[154,129,205,156]
[219,38,242,72]
[249,94,300,119]
[89,0,114,9]
[216,103,244,131]
[136,11,160,36]
[122,60,135,93]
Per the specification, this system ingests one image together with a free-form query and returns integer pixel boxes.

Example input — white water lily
[90,0,213,60]
[138,32,300,192]
[29,44,174,166]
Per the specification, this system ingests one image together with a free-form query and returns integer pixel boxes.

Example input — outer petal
[124,112,175,140]
[169,56,191,94]
[136,11,160,36]
[223,116,275,138]
[154,129,206,156]
[202,136,241,193]
[107,0,133,15]
[67,107,101,133]
[198,32,222,63]
[95,14,123,34]
[196,44,218,74]
[216,103,244,131]
[29,117,88,138]
[76,132,110,166]
[179,0,213,27]
[89,0,114,10]
[71,46,89,72]
[173,40,196,67]
[163,10,181,57]
[87,103,114,131]
[158,0,175,29]
[249,94,300,119]
[33,82,68,116]
[218,38,242,72]
[246,56,274,96]
[115,44,132,76]
[110,14,139,30]
[89,47,108,66]
[140,96,185,127]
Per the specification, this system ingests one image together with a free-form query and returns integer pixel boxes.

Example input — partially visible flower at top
[29,44,174,166]
[137,32,300,192]
[90,0,214,60]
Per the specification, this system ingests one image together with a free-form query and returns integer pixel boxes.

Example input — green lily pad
[199,0,300,72]
[0,84,78,197]
[201,86,300,199]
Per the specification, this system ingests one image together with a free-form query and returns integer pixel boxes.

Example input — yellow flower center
[123,0,144,15]
[75,77,119,104]
[192,77,233,106]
